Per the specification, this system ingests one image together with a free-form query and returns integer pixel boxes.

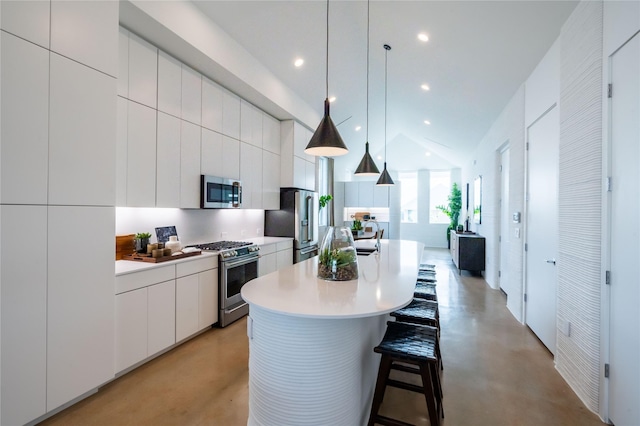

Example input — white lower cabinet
[148,280,177,356]
[176,273,200,342]
[198,269,218,329]
[277,248,294,269]
[259,241,294,275]
[115,287,148,373]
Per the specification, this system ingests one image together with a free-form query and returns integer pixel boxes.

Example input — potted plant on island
[436,182,462,247]
[351,218,364,236]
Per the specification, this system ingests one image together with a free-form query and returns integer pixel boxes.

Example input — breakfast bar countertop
[241,239,424,319]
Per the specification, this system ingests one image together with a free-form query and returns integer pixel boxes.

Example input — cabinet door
[222,136,240,180]
[293,156,306,190]
[276,249,294,269]
[47,206,115,411]
[156,112,181,208]
[202,77,223,132]
[181,64,201,125]
[126,100,157,207]
[344,182,359,207]
[201,127,224,176]
[0,0,50,48]
[263,113,280,154]
[50,0,118,76]
[259,253,277,277]
[157,51,181,117]
[240,100,254,145]
[126,32,157,108]
[373,185,389,207]
[222,91,240,140]
[176,274,199,342]
[116,97,128,206]
[1,206,47,426]
[305,159,316,191]
[118,27,129,97]
[293,121,313,161]
[198,269,218,329]
[262,151,280,210]
[241,143,263,209]
[49,53,116,206]
[1,32,49,205]
[358,182,374,207]
[115,288,148,373]
[180,120,201,208]
[148,280,176,356]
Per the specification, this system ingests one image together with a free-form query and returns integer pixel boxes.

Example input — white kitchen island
[241,239,424,426]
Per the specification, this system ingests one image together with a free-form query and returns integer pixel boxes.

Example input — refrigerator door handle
[306,195,314,243]
[300,246,318,255]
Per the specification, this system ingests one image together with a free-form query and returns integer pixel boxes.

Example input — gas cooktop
[190,240,253,251]
[186,240,259,260]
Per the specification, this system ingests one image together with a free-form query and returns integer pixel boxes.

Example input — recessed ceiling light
[424,120,431,125]
[421,84,430,91]
[355,126,362,131]
[329,96,336,103]
[418,33,429,42]
[294,58,304,67]
[377,155,382,160]
[425,152,431,157]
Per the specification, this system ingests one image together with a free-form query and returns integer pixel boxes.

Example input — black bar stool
[391,298,439,330]
[368,321,443,426]
[413,281,437,301]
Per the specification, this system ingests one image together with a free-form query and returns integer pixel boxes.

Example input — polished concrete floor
[40,248,605,426]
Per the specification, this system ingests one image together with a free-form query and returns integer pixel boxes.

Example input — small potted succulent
[135,232,152,253]
[351,218,364,236]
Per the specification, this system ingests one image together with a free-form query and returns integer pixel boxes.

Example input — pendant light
[305,0,349,157]
[376,44,395,186]
[354,0,380,176]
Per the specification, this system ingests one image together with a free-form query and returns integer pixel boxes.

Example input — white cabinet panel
[263,113,281,154]
[1,206,47,426]
[373,185,389,207]
[276,248,294,269]
[293,156,306,190]
[115,288,148,373]
[0,0,50,49]
[263,151,280,210]
[126,101,156,207]
[222,91,240,139]
[175,256,217,278]
[198,269,218,329]
[305,159,316,191]
[358,182,373,207]
[49,54,116,206]
[127,32,157,108]
[259,252,277,277]
[176,274,199,342]
[241,100,262,147]
[47,206,115,411]
[148,280,176,356]
[344,182,359,207]
[202,77,223,133]
[1,33,49,205]
[181,64,202,125]
[158,51,181,118]
[222,136,240,180]
[201,128,224,177]
[116,97,128,206]
[241,142,263,209]
[156,112,181,208]
[50,0,118,76]
[118,27,129,97]
[293,121,313,161]
[180,120,201,208]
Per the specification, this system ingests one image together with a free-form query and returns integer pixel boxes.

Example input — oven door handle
[223,256,258,269]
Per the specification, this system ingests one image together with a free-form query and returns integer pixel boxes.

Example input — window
[429,171,451,224]
[398,172,418,223]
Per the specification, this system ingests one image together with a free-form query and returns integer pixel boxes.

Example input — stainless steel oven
[201,175,242,208]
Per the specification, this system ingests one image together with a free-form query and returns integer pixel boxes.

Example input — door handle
[546,259,556,265]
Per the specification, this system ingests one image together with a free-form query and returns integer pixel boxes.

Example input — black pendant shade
[354,142,379,176]
[305,99,349,157]
[376,162,394,186]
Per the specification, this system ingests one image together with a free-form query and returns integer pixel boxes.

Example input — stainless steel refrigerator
[264,188,319,263]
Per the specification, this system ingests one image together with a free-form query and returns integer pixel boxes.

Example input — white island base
[247,305,387,426]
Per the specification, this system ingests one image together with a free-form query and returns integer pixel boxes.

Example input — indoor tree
[436,182,462,245]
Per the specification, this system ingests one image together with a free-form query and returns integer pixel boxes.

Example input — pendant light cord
[326,0,329,99]
[366,0,370,143]
[384,44,389,162]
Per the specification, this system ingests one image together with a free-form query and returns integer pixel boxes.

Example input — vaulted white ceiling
[192,0,577,177]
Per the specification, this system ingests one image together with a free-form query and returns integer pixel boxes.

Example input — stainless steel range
[187,241,259,327]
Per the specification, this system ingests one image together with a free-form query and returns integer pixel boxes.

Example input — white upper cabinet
[262,151,280,210]
[202,77,223,133]
[118,27,129,98]
[293,121,314,162]
[128,33,157,108]
[156,112,181,208]
[180,120,201,208]
[157,51,182,118]
[115,98,128,206]
[241,142,263,209]
[344,182,359,208]
[1,33,49,205]
[222,136,240,180]
[50,0,117,77]
[126,100,156,207]
[201,127,224,177]
[241,100,262,148]
[344,181,387,208]
[280,120,315,190]
[373,184,389,207]
[222,91,241,140]
[306,159,316,192]
[263,113,281,155]
[358,182,374,207]
[49,53,116,206]
[181,64,202,125]
[0,0,50,49]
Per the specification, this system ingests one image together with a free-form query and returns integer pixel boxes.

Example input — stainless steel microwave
[201,175,242,208]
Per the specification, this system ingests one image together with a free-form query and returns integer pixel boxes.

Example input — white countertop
[115,251,218,276]
[241,239,424,319]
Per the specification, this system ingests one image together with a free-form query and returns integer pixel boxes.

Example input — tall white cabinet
[0,2,118,424]
[280,120,316,191]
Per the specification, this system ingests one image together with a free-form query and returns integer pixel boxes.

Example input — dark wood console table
[450,232,485,274]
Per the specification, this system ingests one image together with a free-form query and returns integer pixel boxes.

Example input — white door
[525,106,559,355]
[499,146,510,295]
[609,33,640,426]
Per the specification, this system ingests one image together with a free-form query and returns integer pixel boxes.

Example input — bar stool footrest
[372,414,416,426]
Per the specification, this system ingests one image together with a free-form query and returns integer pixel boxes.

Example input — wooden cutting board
[115,234,135,260]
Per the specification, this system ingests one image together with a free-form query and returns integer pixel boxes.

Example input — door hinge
[525,243,528,252]
[608,84,613,98]
[606,177,612,192]
[498,270,501,277]
[606,270,611,285]
[524,294,528,302]
[604,363,610,378]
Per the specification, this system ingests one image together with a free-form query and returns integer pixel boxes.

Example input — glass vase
[317,226,359,281]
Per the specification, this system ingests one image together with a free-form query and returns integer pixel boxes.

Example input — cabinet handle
[546,259,556,265]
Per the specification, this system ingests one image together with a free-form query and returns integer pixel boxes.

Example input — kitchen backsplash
[116,207,265,245]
